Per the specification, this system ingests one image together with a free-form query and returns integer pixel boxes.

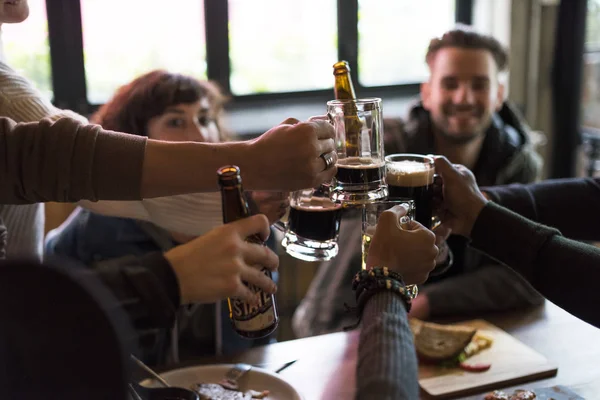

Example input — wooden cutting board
[418,319,558,399]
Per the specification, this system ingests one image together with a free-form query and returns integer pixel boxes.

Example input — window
[27,1,472,124]
[586,0,600,50]
[2,0,52,100]
[582,0,600,129]
[358,0,455,87]
[228,0,337,95]
[80,0,207,104]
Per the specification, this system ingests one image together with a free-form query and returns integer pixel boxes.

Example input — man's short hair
[425,26,509,72]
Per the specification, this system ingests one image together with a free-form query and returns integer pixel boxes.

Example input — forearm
[482,177,600,241]
[0,117,146,204]
[141,140,254,198]
[425,264,544,318]
[472,202,600,328]
[356,291,419,400]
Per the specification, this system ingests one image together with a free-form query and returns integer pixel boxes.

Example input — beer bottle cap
[217,165,242,187]
[333,60,351,75]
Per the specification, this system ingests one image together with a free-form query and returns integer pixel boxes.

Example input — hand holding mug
[433,156,488,237]
[366,204,438,285]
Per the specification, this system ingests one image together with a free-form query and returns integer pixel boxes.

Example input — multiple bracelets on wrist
[344,266,413,331]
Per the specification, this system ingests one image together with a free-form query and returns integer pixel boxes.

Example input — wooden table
[199,301,600,399]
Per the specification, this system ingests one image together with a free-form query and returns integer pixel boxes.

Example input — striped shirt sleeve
[356,290,419,399]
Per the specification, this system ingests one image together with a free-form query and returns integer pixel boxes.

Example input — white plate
[141,364,303,400]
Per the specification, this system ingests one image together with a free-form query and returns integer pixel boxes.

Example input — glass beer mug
[274,185,343,262]
[327,97,388,204]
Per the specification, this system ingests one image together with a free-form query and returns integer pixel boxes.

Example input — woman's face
[146,97,220,143]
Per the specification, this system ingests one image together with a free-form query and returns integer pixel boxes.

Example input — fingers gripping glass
[327,97,388,204]
[361,200,418,299]
[274,185,343,262]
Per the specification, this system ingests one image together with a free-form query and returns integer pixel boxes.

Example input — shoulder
[496,145,543,184]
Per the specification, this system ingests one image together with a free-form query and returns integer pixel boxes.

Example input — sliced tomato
[459,361,491,372]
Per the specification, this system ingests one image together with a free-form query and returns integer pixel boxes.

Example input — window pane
[229,0,337,95]
[586,0,600,50]
[81,0,207,104]
[582,53,600,129]
[358,0,455,86]
[2,0,53,100]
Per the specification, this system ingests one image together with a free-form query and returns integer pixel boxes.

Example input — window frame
[44,0,472,115]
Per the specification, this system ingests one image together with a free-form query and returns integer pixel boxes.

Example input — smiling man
[383,26,545,320]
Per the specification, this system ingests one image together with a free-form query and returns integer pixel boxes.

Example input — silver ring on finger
[320,151,335,171]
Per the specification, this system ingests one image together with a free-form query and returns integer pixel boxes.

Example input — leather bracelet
[353,267,412,312]
[343,267,412,331]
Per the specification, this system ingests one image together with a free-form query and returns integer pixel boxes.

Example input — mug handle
[273,213,288,233]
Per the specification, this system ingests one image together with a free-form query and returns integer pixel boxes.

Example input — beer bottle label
[230,269,276,332]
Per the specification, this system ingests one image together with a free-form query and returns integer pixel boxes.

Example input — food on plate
[192,383,270,399]
[410,319,494,369]
[458,361,491,372]
[484,391,510,400]
[484,389,536,399]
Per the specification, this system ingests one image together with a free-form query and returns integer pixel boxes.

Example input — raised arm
[0,117,336,205]
[482,177,600,241]
[435,157,600,328]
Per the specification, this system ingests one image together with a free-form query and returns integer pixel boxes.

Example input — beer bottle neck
[334,73,357,100]
[220,184,251,223]
[220,183,263,245]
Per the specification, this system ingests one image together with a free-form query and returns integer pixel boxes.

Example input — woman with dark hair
[45,70,287,366]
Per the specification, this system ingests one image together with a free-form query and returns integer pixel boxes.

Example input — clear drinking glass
[275,185,343,262]
[385,153,437,230]
[327,97,388,204]
[361,199,419,298]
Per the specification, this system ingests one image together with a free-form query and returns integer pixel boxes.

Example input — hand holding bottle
[164,214,278,305]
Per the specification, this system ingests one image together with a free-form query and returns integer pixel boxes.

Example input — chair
[0,258,136,400]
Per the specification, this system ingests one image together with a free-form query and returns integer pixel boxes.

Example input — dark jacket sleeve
[92,252,181,331]
[483,177,600,241]
[471,202,600,328]
[0,117,146,204]
[356,291,419,400]
[424,262,544,318]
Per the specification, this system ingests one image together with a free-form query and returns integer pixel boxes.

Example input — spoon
[129,354,199,400]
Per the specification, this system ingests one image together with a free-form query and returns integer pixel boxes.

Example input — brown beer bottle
[217,165,279,339]
[333,60,361,157]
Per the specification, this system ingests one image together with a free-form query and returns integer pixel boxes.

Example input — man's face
[421,47,504,145]
[0,0,29,24]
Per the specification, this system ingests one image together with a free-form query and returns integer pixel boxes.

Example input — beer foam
[294,197,342,211]
[337,157,385,169]
[386,160,434,187]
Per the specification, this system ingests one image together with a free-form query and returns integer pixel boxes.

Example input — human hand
[433,224,452,266]
[434,157,489,238]
[408,294,431,320]
[164,214,279,305]
[366,204,438,285]
[247,191,290,224]
[244,117,337,191]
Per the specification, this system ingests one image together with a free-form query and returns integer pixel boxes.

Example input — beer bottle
[333,60,361,158]
[217,165,279,339]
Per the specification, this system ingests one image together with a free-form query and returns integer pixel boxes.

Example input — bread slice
[410,319,477,361]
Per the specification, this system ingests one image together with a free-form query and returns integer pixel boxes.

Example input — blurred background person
[384,26,545,320]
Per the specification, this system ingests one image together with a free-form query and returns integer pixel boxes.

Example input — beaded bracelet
[343,267,412,331]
